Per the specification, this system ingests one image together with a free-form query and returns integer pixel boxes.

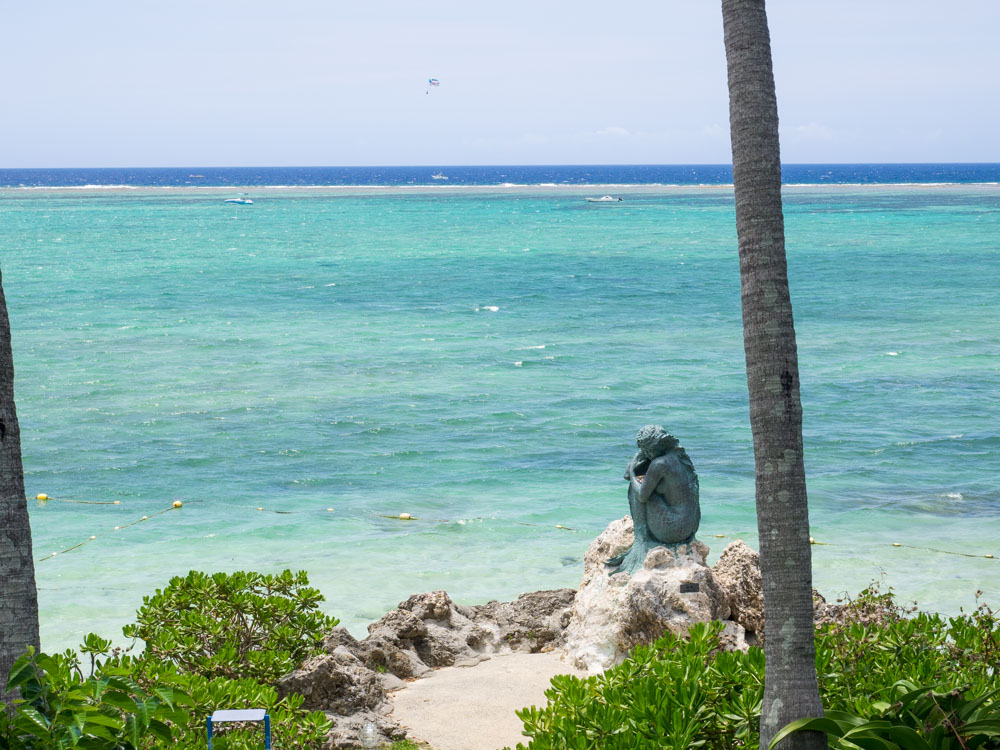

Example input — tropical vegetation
[509,587,1000,750]
[0,570,336,750]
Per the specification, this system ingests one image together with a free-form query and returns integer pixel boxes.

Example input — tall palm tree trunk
[0,266,39,706]
[721,1,825,748]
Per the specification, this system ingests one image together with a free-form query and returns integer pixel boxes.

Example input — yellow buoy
[326,508,335,512]
[141,516,148,521]
[89,536,96,540]
[36,493,48,501]
[892,542,901,547]
[256,507,264,511]
[172,501,183,508]
[399,513,412,520]
[714,534,725,538]
[113,500,121,505]
[114,526,120,531]
[809,537,816,544]
[986,554,995,559]
[555,524,564,529]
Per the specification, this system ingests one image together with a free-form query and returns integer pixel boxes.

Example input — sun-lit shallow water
[1,182,997,649]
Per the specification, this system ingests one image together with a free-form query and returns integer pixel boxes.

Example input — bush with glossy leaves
[509,588,1000,750]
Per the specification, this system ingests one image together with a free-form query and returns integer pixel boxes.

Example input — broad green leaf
[17,706,52,732]
[5,652,37,690]
[770,717,849,748]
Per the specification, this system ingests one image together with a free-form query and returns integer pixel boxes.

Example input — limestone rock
[712,540,764,637]
[282,585,578,747]
[565,517,729,672]
[324,712,407,750]
[276,651,385,715]
[399,590,453,622]
[711,541,844,643]
[474,588,576,653]
[369,608,428,640]
[581,516,633,577]
[717,620,750,652]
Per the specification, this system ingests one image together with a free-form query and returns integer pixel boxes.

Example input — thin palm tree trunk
[0,266,39,705]
[721,1,826,748]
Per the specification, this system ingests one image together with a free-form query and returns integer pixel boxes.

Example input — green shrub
[149,666,331,750]
[512,622,761,750]
[117,569,336,749]
[510,588,1000,750]
[0,646,188,750]
[1,569,337,750]
[772,682,1000,750]
[123,569,338,683]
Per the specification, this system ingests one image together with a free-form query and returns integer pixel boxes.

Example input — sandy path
[388,652,587,750]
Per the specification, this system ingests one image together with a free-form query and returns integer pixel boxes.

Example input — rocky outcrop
[710,540,856,643]
[279,524,827,747]
[711,540,764,638]
[564,516,737,672]
[336,587,576,681]
[279,587,576,748]
[277,650,385,715]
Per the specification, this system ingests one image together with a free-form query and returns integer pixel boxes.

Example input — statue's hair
[635,424,698,485]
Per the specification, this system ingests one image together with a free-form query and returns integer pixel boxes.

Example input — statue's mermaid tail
[605,533,698,577]
[605,549,628,568]
[605,534,659,577]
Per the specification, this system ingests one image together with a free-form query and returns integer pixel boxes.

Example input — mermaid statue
[606,425,701,576]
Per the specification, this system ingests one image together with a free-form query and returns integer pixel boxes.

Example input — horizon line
[3,161,1000,171]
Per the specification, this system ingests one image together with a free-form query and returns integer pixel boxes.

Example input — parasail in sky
[426,78,440,94]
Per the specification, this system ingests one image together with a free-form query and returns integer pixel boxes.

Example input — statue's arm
[624,450,643,481]
[636,455,679,504]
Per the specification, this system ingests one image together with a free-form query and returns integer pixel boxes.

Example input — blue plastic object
[206,709,270,749]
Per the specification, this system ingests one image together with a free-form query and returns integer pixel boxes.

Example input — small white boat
[586,195,623,203]
[431,173,448,180]
[224,197,253,205]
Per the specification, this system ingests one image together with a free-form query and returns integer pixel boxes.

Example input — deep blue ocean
[1,164,997,650]
[3,163,1000,188]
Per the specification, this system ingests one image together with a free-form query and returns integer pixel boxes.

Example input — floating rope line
[38,494,988,560]
[38,501,185,562]
[33,493,121,506]
[885,541,995,560]
[513,520,577,532]
[710,533,996,560]
[806,536,994,560]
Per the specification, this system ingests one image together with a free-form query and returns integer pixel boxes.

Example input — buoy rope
[31,496,994,562]
[806,535,995,559]
[37,501,186,562]
[33,493,121,505]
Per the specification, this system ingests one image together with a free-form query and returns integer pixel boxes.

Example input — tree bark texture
[0,265,39,706]
[721,1,826,748]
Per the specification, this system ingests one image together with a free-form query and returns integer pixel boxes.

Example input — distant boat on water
[431,173,448,180]
[224,197,253,205]
[586,195,623,203]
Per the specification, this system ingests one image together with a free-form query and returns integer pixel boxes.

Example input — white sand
[389,652,587,750]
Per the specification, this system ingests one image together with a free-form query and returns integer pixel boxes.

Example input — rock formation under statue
[564,516,741,671]
[606,425,701,576]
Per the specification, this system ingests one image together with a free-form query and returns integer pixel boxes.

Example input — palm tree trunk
[0,265,39,706]
[721,1,825,748]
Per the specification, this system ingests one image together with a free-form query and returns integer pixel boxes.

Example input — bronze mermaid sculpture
[606,425,701,576]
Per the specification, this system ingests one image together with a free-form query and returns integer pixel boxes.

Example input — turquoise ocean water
[1,176,998,650]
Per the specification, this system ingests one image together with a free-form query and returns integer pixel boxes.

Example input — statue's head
[636,424,679,459]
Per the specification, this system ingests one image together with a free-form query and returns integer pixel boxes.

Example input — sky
[3,0,998,167]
